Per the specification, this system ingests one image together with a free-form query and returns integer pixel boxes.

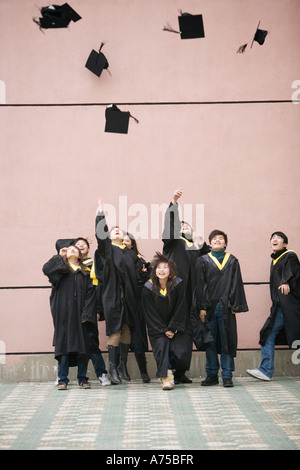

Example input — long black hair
[124,231,143,257]
[150,252,178,303]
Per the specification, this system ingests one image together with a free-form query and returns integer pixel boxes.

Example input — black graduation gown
[162,202,210,312]
[54,238,103,352]
[79,256,105,355]
[55,238,104,319]
[42,255,97,365]
[95,212,146,337]
[130,254,150,353]
[141,278,191,377]
[260,249,300,347]
[194,252,248,357]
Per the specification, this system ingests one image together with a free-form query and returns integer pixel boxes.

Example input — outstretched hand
[96,196,104,214]
[193,233,204,248]
[172,188,183,205]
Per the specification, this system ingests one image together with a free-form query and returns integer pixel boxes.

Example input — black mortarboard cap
[163,11,205,39]
[237,21,269,53]
[61,3,81,22]
[105,105,130,134]
[35,3,81,29]
[85,43,109,77]
[105,105,139,134]
[178,13,205,39]
[251,23,269,47]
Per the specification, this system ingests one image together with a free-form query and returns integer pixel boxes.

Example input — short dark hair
[208,229,228,246]
[73,237,90,248]
[270,231,288,244]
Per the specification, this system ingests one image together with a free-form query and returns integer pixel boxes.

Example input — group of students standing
[43,189,300,391]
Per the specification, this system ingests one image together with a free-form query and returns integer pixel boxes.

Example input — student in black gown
[141,253,190,390]
[194,230,248,387]
[72,238,111,386]
[43,245,96,390]
[54,237,110,386]
[162,188,210,383]
[95,197,148,385]
[123,232,151,382]
[247,231,300,381]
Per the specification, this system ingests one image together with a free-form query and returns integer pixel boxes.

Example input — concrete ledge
[1,349,299,383]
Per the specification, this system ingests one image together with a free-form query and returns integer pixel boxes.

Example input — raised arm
[95,197,111,259]
[42,254,70,289]
[162,189,183,246]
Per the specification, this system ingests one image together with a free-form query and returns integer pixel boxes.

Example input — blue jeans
[259,306,285,378]
[58,354,88,385]
[89,353,107,377]
[205,303,235,379]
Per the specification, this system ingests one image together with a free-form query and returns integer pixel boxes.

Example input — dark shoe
[108,345,122,384]
[140,372,151,383]
[201,375,219,386]
[135,353,151,383]
[223,378,234,387]
[118,343,131,381]
[174,375,193,384]
[79,380,91,389]
[57,382,67,390]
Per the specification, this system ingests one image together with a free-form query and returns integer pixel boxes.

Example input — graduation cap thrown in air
[163,11,205,39]
[85,43,110,77]
[105,105,139,134]
[237,21,269,53]
[33,3,82,30]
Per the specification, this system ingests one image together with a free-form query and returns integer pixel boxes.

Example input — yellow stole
[88,259,98,286]
[69,259,99,286]
[112,242,126,249]
[272,250,297,266]
[181,236,194,248]
[149,278,167,296]
[208,252,231,270]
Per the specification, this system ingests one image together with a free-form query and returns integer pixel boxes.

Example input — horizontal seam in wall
[0,100,296,107]
[0,283,270,289]
[2,348,290,355]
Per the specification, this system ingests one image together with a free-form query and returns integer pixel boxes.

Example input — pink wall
[1,0,300,356]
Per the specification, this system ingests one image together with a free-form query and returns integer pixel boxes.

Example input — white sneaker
[246,368,271,381]
[99,373,111,386]
[161,370,175,390]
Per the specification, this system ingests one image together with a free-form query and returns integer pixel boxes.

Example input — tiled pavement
[0,376,300,452]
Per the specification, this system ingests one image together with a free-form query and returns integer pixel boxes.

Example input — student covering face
[43,245,96,389]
